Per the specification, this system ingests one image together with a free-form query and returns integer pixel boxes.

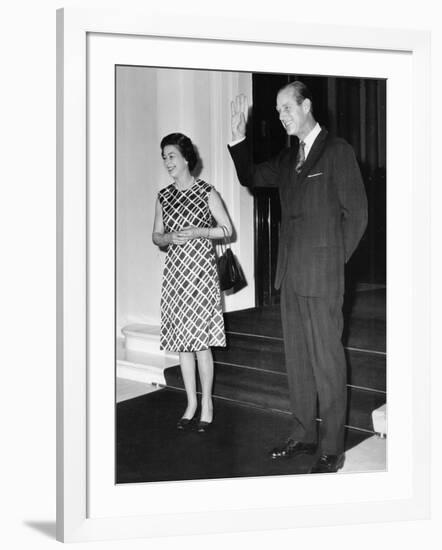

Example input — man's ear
[302,98,312,114]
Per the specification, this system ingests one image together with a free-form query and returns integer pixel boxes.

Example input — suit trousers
[280,278,347,455]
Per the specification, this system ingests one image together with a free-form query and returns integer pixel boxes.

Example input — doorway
[251,73,386,306]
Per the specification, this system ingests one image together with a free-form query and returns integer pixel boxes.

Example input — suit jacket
[228,129,368,296]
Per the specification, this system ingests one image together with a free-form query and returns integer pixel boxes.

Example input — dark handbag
[217,226,247,292]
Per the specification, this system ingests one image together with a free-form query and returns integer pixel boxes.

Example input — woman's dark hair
[160,133,198,172]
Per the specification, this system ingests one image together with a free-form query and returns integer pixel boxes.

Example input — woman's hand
[168,226,204,245]
[175,226,203,242]
[168,231,189,245]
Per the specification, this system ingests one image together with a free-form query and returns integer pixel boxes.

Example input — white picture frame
[56,7,430,543]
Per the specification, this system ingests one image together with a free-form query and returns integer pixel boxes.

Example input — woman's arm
[177,188,233,242]
[152,198,187,247]
[207,188,233,239]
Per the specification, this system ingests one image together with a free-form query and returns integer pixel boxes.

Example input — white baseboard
[117,324,180,385]
[117,360,167,386]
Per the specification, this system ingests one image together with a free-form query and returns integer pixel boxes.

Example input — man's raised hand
[230,94,249,141]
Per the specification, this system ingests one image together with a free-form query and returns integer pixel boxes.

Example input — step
[213,333,386,391]
[344,317,386,353]
[223,294,386,354]
[163,363,385,432]
[224,288,386,330]
[164,362,288,412]
[121,323,179,361]
[372,403,387,436]
[346,388,386,433]
[117,334,179,386]
[345,348,386,392]
[343,288,386,321]
[212,333,286,374]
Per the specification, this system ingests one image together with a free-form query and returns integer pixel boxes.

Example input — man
[228,81,368,473]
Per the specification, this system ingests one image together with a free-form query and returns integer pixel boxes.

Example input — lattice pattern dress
[158,179,226,352]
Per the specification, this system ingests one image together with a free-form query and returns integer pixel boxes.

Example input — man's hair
[160,132,198,172]
[279,80,314,112]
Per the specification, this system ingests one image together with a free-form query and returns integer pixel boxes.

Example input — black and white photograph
[115,66,387,483]
[3,0,436,547]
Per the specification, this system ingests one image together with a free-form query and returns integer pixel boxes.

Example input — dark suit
[228,128,367,454]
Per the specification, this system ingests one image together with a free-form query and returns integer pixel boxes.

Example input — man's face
[276,88,309,138]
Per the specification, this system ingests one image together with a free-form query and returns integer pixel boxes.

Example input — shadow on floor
[24,521,56,539]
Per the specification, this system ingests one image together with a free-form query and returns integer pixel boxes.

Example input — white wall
[116,67,254,335]
[116,67,161,330]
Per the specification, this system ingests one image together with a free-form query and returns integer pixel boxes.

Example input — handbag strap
[218,225,230,254]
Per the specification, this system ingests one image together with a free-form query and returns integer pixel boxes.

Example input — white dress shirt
[302,122,321,159]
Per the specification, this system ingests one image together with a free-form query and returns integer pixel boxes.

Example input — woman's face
[162,145,189,180]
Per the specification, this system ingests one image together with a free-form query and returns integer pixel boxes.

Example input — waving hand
[230,94,249,141]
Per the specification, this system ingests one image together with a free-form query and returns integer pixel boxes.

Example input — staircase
[163,288,386,434]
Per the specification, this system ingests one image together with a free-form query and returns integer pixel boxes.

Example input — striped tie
[295,141,305,174]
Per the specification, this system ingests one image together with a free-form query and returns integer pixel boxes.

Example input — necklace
[175,176,195,191]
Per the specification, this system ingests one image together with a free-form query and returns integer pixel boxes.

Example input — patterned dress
[158,179,226,352]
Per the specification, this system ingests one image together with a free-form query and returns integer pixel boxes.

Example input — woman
[152,133,232,433]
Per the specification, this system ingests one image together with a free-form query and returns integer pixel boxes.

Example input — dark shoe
[176,417,194,431]
[310,453,345,473]
[197,420,212,433]
[270,439,317,459]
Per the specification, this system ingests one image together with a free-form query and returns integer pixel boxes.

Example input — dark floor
[117,288,385,484]
[116,388,369,484]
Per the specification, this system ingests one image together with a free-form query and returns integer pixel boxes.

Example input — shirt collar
[302,122,321,158]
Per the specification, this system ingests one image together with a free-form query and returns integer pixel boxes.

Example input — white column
[213,71,254,312]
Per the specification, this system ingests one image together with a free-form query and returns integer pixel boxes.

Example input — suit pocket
[307,172,324,179]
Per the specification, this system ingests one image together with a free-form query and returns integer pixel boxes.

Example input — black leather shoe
[270,439,317,459]
[177,417,194,431]
[310,453,345,473]
[197,420,212,433]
